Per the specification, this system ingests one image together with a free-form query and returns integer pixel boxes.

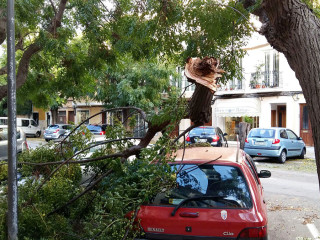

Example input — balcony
[250,70,280,89]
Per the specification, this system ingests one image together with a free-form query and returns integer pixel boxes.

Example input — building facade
[179,32,314,146]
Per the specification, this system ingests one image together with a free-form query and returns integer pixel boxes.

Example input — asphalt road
[257,162,320,240]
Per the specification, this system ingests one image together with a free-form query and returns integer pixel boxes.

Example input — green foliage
[1,0,254,109]
[0,164,7,181]
[243,115,253,125]
[0,117,182,239]
[97,55,177,111]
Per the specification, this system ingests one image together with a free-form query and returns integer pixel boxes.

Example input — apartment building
[179,32,313,146]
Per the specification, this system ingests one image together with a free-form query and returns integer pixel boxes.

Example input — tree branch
[49,0,57,15]
[0,8,6,45]
[47,169,113,216]
[0,0,69,100]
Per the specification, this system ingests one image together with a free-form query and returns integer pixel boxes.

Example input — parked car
[0,117,41,137]
[186,126,228,147]
[0,125,28,161]
[86,124,106,135]
[43,124,72,142]
[244,127,306,163]
[134,147,270,240]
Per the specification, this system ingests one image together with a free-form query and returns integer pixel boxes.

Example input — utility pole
[7,0,18,238]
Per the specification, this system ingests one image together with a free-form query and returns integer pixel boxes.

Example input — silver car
[43,124,72,142]
[244,127,306,163]
[0,125,29,161]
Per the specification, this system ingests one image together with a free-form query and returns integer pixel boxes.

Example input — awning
[214,98,261,117]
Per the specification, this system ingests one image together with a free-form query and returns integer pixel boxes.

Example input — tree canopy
[0,0,252,110]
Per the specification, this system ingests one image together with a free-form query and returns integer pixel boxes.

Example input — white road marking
[307,223,320,239]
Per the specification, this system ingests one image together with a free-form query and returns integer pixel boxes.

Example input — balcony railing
[250,70,280,89]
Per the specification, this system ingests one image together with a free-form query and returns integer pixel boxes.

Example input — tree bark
[243,0,320,186]
[0,8,6,45]
[239,122,250,150]
[188,83,214,125]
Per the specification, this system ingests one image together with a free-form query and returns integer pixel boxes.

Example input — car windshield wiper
[251,135,261,138]
[171,195,227,216]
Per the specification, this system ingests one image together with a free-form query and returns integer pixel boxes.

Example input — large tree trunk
[185,57,224,125]
[243,0,320,187]
[188,84,214,125]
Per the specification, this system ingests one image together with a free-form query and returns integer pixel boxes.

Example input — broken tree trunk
[184,57,224,125]
[239,122,251,150]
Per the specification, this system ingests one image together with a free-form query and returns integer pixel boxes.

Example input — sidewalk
[228,141,316,160]
[306,146,315,159]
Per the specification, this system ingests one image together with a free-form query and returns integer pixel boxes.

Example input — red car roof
[172,147,243,164]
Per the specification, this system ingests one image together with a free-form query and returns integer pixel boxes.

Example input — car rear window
[151,164,252,209]
[189,127,215,135]
[248,129,275,138]
[48,125,59,129]
[87,125,102,132]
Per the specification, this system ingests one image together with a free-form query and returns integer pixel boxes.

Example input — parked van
[0,117,42,137]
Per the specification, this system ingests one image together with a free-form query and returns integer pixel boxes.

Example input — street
[256,159,320,240]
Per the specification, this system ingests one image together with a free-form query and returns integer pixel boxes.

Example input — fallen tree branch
[47,169,113,216]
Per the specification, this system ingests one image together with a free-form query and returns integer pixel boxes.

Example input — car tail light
[100,131,105,135]
[54,129,59,133]
[186,135,190,142]
[211,135,220,142]
[237,226,267,240]
[25,141,29,150]
[272,139,280,144]
[245,138,249,143]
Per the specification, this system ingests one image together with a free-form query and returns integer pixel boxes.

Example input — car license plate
[255,142,266,146]
[198,139,207,143]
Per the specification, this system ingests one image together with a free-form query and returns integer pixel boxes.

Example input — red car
[135,147,270,240]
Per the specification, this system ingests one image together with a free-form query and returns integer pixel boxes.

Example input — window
[302,106,309,129]
[273,52,280,86]
[264,51,280,87]
[78,110,89,125]
[189,127,215,135]
[31,120,38,127]
[264,52,270,86]
[286,130,298,140]
[21,120,29,127]
[152,164,252,209]
[245,155,260,185]
[248,129,275,138]
[279,130,288,139]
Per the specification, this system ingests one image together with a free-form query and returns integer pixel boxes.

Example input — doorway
[68,111,75,124]
[277,105,286,127]
[300,104,313,146]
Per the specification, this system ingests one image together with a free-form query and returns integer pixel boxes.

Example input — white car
[0,125,29,161]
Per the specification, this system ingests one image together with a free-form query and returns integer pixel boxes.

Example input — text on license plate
[255,142,266,146]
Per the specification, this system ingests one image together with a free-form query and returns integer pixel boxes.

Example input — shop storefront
[213,98,261,141]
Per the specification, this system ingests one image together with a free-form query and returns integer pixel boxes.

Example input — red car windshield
[152,164,252,209]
